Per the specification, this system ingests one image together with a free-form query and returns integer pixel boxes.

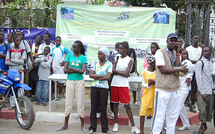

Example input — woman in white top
[111,41,140,134]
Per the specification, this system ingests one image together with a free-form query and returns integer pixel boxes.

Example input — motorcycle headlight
[15,77,20,81]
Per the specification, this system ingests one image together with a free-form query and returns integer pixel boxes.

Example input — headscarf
[99,47,109,58]
[146,54,155,64]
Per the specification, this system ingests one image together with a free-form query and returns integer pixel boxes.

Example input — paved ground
[0,119,214,134]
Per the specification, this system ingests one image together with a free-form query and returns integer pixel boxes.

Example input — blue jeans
[36,80,49,103]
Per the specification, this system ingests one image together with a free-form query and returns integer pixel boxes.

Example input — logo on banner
[117,11,131,20]
[153,11,170,24]
[61,7,74,20]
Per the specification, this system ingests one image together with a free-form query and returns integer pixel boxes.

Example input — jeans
[36,80,49,103]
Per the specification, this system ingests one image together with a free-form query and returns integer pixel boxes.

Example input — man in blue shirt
[0,30,11,76]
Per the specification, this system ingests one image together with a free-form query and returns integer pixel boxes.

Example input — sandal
[56,126,68,131]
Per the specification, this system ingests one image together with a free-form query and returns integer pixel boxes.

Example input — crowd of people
[0,30,214,134]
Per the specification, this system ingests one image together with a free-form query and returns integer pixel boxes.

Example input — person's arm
[34,57,43,64]
[96,63,113,80]
[142,74,149,88]
[158,66,187,74]
[41,56,52,68]
[113,59,133,77]
[89,63,104,79]
[89,70,104,79]
[63,62,74,74]
[175,47,181,66]
[195,61,204,95]
[5,50,17,66]
[68,63,87,74]
[186,61,194,81]
[0,44,11,58]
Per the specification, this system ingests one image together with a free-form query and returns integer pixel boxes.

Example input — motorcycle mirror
[3,72,7,75]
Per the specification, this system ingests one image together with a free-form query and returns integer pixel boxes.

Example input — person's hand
[59,61,65,67]
[44,59,47,62]
[135,70,139,76]
[148,79,155,86]
[186,78,190,86]
[180,66,188,73]
[202,94,207,101]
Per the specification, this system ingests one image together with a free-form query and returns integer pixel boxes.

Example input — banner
[1,28,56,44]
[56,4,176,73]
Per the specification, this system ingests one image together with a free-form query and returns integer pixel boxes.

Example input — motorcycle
[0,69,34,130]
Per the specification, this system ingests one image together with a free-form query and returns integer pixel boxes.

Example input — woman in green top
[57,40,88,133]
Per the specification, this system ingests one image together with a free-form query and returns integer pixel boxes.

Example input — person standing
[186,35,202,113]
[51,36,71,100]
[195,46,214,134]
[34,46,52,106]
[89,47,112,134]
[29,34,42,101]
[177,49,194,131]
[0,30,11,77]
[143,42,160,69]
[128,48,139,105]
[140,55,156,134]
[57,40,88,133]
[5,37,27,110]
[38,33,55,54]
[111,41,140,134]
[151,33,188,134]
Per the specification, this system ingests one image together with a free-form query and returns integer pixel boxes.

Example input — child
[51,36,71,100]
[57,40,88,133]
[34,46,52,106]
[89,47,112,134]
[140,55,156,134]
[111,41,140,134]
[5,37,27,110]
[177,48,194,131]
[143,42,160,69]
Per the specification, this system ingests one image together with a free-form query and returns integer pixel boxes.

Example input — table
[48,74,142,112]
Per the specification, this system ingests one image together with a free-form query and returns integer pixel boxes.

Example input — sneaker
[81,126,88,133]
[113,123,119,132]
[178,126,190,131]
[51,96,55,100]
[134,102,139,107]
[163,127,166,131]
[111,112,114,118]
[36,102,40,105]
[96,113,100,118]
[89,129,94,134]
[189,105,197,113]
[42,102,47,106]
[131,126,140,134]
[56,94,61,100]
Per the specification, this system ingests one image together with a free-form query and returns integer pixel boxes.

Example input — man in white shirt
[38,33,55,55]
[186,35,202,113]
[151,33,188,134]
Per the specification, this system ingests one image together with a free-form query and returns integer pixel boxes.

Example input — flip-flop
[56,126,68,131]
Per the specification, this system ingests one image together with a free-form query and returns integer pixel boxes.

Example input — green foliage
[92,0,105,5]
[1,0,63,28]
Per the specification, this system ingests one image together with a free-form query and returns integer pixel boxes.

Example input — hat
[99,47,109,58]
[167,33,178,39]
[146,54,155,64]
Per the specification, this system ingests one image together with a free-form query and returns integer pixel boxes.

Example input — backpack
[9,49,25,59]
[107,50,119,64]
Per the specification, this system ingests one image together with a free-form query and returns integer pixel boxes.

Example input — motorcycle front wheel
[15,96,34,130]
